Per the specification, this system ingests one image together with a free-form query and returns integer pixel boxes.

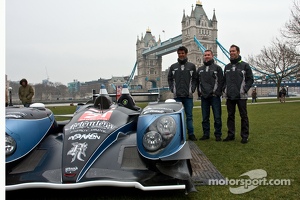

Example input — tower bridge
[123,0,299,98]
[131,0,218,90]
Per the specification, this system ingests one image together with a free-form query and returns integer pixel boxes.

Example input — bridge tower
[181,0,218,67]
[136,28,162,90]
[135,1,218,90]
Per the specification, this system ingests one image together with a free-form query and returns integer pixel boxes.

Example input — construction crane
[45,66,49,81]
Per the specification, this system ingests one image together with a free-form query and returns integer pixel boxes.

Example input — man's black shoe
[241,138,248,144]
[199,135,210,140]
[188,134,197,141]
[223,136,235,141]
[216,137,222,141]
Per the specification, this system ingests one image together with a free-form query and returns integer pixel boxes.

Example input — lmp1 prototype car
[5,85,197,194]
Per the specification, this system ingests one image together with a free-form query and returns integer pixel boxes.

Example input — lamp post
[261,81,263,96]
[157,86,161,102]
[286,86,289,97]
[56,88,61,100]
[8,87,13,106]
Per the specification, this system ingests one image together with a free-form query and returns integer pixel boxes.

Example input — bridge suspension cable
[214,38,298,79]
[126,61,138,87]
[195,37,280,78]
[215,39,230,60]
[195,37,275,79]
[193,36,227,66]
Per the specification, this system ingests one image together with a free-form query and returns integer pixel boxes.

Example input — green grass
[189,100,300,200]
[39,98,300,200]
[47,105,77,121]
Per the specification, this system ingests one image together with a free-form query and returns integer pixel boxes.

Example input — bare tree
[281,0,300,46]
[56,84,68,100]
[34,83,46,101]
[247,38,300,97]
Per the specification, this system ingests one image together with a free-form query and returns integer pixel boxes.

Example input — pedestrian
[6,86,9,107]
[279,86,287,103]
[18,78,34,107]
[168,46,198,141]
[223,45,254,144]
[251,89,257,103]
[196,50,224,141]
[279,90,282,102]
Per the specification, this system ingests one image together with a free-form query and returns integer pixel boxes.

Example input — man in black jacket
[223,45,254,144]
[196,50,224,141]
[168,46,197,141]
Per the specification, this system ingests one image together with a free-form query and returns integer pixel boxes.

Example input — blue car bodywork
[5,99,196,193]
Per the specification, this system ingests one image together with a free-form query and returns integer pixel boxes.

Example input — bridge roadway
[142,35,182,56]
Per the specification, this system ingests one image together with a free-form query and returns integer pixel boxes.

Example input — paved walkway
[193,99,300,108]
[189,141,224,185]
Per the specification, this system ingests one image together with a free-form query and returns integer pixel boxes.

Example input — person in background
[279,86,287,103]
[18,78,34,107]
[5,87,9,107]
[251,89,257,103]
[223,45,254,144]
[196,49,224,141]
[168,46,198,141]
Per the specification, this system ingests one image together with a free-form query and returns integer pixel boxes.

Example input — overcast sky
[5,0,295,85]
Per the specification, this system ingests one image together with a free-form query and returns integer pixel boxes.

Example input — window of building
[150,68,155,74]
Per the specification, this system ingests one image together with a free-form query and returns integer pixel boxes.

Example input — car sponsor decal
[68,133,101,140]
[68,120,115,134]
[142,107,174,114]
[6,112,27,119]
[65,166,78,173]
[78,110,113,121]
[67,142,88,162]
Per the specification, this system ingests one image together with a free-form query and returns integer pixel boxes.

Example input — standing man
[197,50,224,141]
[251,89,257,103]
[5,86,9,107]
[19,78,34,107]
[279,86,287,103]
[168,46,197,141]
[223,45,254,144]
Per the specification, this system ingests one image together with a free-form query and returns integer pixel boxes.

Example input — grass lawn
[189,99,300,199]
[12,98,298,200]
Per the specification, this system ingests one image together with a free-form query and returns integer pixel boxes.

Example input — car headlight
[143,116,176,152]
[6,134,17,156]
[156,116,176,140]
[143,131,162,151]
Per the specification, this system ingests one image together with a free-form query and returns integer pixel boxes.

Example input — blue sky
[5,0,295,85]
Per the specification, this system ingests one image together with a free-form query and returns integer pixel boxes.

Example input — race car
[5,85,196,194]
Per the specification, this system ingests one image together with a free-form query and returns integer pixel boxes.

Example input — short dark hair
[230,44,240,52]
[204,49,213,56]
[177,46,188,54]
